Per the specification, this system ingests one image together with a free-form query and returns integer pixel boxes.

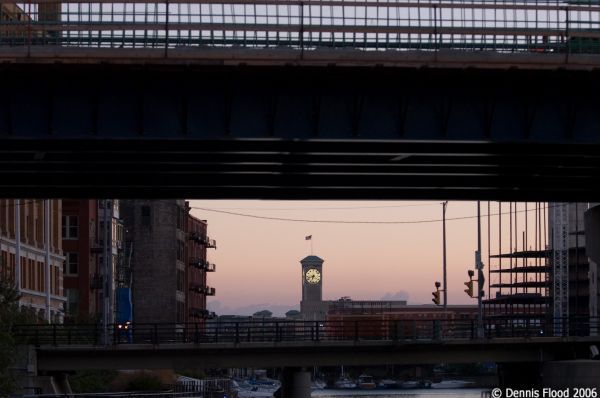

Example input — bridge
[2,0,600,200]
[13,318,600,370]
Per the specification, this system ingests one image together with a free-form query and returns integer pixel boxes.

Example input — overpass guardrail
[1,0,600,54]
[11,317,600,346]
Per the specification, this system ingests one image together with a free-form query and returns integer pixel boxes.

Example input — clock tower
[300,255,327,320]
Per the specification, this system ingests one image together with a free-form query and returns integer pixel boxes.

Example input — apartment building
[0,199,65,322]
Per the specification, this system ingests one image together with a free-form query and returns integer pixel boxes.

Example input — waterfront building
[187,211,216,323]
[296,253,476,323]
[61,199,100,320]
[0,199,65,322]
[61,199,125,322]
[121,200,215,326]
[584,205,600,322]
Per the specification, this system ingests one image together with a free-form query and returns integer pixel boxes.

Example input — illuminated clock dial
[305,268,321,284]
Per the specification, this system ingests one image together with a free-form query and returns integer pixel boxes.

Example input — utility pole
[15,199,21,294]
[103,200,110,345]
[476,201,485,338]
[44,200,51,323]
[442,201,448,310]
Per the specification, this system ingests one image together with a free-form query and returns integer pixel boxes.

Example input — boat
[400,380,420,389]
[402,380,432,389]
[233,380,277,398]
[334,378,356,389]
[334,376,357,389]
[430,380,475,389]
[378,379,400,389]
[177,375,236,398]
[311,380,327,390]
[357,374,377,390]
[238,377,281,392]
[333,366,357,389]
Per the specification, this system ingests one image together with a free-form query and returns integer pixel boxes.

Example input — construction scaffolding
[551,202,570,335]
[484,202,551,330]
[484,202,597,337]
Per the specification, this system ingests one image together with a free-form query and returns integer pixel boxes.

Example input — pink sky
[188,200,543,316]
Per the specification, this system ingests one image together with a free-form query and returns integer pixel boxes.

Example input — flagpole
[306,235,313,255]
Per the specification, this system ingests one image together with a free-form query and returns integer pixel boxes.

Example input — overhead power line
[200,202,442,211]
[189,203,563,225]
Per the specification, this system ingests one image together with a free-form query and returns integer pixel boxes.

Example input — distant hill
[207,300,300,317]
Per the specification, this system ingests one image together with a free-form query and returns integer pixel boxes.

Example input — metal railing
[1,0,600,54]
[189,258,216,272]
[11,316,600,346]
[28,393,203,398]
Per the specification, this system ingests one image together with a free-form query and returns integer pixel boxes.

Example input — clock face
[305,268,321,284]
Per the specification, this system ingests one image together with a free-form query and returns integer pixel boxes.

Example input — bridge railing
[11,316,600,346]
[1,0,600,54]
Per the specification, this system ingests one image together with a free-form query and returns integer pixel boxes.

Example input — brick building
[61,199,124,322]
[326,299,478,339]
[187,211,216,323]
[61,200,100,319]
[121,200,215,325]
[0,199,65,322]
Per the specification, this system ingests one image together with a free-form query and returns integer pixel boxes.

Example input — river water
[312,389,487,398]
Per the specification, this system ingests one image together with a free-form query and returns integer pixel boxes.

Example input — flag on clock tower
[305,235,312,240]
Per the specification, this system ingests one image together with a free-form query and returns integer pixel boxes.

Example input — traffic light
[464,280,474,297]
[432,290,441,305]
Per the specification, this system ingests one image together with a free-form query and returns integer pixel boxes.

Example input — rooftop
[300,255,324,263]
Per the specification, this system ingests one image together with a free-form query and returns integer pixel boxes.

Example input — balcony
[190,308,216,319]
[188,232,217,249]
[189,258,216,272]
[190,285,216,296]
[205,263,216,272]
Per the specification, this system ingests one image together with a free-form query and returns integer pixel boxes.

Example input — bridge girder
[35,338,598,370]
[2,64,600,200]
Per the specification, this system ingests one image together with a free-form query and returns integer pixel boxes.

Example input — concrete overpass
[2,0,600,200]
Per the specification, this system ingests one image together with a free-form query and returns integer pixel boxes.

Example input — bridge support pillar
[278,367,311,398]
[542,360,600,389]
[497,362,541,389]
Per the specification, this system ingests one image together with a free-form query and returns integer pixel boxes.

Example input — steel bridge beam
[35,338,599,370]
[2,64,600,200]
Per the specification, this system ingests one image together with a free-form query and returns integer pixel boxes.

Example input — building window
[37,261,44,292]
[62,215,79,239]
[0,251,11,281]
[176,269,184,292]
[141,206,151,227]
[66,289,79,316]
[64,252,78,275]
[116,223,123,243]
[177,239,185,261]
[52,265,59,295]
[20,257,26,290]
[176,300,185,324]
[28,259,34,290]
[176,207,185,231]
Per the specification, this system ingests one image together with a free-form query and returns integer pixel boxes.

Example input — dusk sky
[188,200,545,316]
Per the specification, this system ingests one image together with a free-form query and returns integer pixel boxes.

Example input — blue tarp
[116,287,132,324]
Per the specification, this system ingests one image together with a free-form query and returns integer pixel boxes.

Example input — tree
[0,277,21,396]
[252,310,273,318]
[0,274,37,396]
